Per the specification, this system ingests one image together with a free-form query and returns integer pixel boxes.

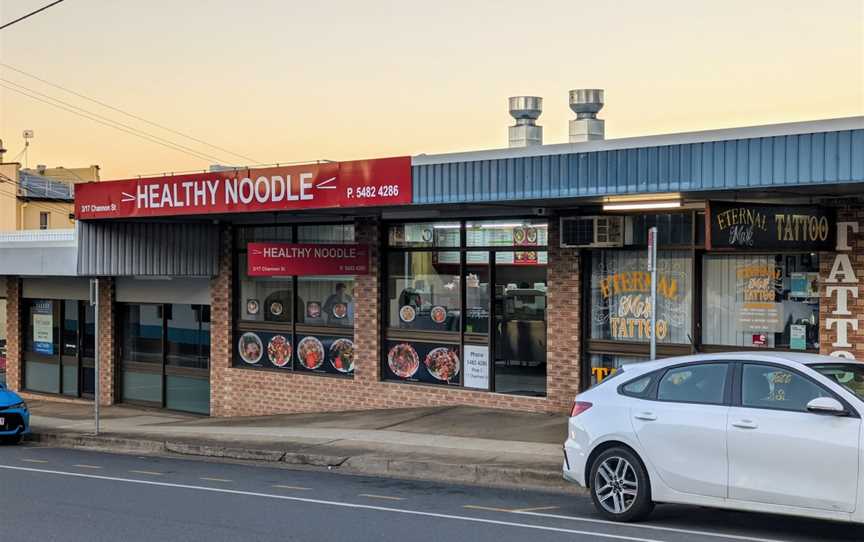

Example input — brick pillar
[820,208,864,359]
[210,225,233,416]
[5,277,21,392]
[97,278,116,405]
[546,219,581,411]
[354,218,382,383]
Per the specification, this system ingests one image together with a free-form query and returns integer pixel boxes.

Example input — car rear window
[621,375,653,398]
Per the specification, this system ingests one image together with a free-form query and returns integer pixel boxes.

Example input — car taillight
[570,401,592,417]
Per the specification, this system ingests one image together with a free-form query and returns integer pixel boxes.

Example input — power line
[0,80,231,164]
[0,0,66,31]
[0,62,258,164]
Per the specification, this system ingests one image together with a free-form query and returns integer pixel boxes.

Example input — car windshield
[810,363,864,401]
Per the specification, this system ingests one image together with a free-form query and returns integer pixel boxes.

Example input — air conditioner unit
[560,216,623,248]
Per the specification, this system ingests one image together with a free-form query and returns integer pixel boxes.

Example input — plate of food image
[246,299,260,316]
[297,336,325,370]
[329,338,355,373]
[513,227,526,245]
[430,305,447,324]
[387,343,420,379]
[332,302,348,319]
[526,227,538,244]
[267,335,292,367]
[238,332,263,364]
[424,347,460,381]
[399,305,416,323]
[270,301,284,317]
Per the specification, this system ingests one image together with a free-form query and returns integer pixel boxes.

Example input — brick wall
[97,278,116,405]
[210,220,579,417]
[4,277,21,392]
[820,207,864,359]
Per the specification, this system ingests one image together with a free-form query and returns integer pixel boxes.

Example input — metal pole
[648,227,658,360]
[90,278,100,435]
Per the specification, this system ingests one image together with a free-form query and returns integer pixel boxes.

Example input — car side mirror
[806,397,847,416]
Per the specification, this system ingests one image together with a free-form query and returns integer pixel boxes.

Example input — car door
[727,362,861,512]
[630,362,730,498]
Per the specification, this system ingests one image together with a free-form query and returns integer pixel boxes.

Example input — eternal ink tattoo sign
[708,202,835,251]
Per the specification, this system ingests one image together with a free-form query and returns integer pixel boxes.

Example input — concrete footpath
[19,398,578,493]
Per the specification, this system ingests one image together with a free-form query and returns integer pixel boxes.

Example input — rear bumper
[562,438,588,487]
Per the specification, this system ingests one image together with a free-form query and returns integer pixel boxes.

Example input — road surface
[0,444,860,542]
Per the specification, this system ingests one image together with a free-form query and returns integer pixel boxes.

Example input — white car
[563,352,864,523]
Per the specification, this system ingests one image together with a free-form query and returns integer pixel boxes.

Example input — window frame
[232,222,357,378]
[732,361,859,417]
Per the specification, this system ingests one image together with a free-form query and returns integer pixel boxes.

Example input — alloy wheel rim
[595,456,638,514]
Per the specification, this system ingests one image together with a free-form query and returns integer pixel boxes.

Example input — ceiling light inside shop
[465,223,549,229]
[602,200,682,211]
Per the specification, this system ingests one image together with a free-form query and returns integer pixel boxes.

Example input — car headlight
[11,402,27,412]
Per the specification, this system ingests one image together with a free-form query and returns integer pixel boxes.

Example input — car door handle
[634,412,657,421]
[731,419,758,429]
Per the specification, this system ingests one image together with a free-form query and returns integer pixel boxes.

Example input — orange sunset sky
[1,0,862,180]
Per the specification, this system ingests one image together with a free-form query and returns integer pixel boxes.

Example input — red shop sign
[75,156,411,220]
[247,243,369,276]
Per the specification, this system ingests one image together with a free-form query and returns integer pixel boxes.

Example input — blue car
[0,382,29,444]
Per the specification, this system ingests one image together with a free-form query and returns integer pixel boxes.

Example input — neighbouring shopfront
[585,204,834,385]
[19,279,96,397]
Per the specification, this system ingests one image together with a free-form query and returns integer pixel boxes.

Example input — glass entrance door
[60,301,80,396]
[81,304,96,396]
[493,253,548,396]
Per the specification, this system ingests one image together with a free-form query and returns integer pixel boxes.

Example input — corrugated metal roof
[411,118,864,204]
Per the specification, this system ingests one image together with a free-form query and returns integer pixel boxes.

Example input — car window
[658,364,727,405]
[621,375,652,398]
[742,364,830,412]
[810,363,864,402]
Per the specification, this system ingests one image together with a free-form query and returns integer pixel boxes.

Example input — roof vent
[569,89,604,142]
[508,96,543,148]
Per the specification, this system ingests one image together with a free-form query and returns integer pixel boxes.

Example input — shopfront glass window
[166,304,210,369]
[387,251,461,331]
[297,278,355,327]
[388,222,460,248]
[62,300,79,356]
[590,250,693,344]
[702,254,819,349]
[466,220,548,247]
[465,252,490,334]
[297,224,355,244]
[121,304,163,363]
[238,253,293,323]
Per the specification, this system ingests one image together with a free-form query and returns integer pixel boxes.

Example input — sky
[0,0,862,180]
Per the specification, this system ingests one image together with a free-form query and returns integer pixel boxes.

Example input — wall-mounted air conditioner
[560,216,623,248]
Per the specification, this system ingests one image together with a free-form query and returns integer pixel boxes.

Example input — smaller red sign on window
[247,243,369,276]
[752,333,767,346]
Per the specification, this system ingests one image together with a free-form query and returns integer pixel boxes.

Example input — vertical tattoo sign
[825,221,860,359]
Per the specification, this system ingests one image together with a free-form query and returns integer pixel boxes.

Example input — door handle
[634,412,657,421]
[731,419,758,429]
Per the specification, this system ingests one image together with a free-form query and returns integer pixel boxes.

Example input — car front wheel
[589,447,654,522]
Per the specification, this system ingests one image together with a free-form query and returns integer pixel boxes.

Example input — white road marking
[515,511,791,542]
[513,506,559,513]
[72,464,102,469]
[0,464,666,542]
[272,485,311,491]
[128,470,163,476]
[359,494,404,501]
[200,477,232,483]
[20,459,48,464]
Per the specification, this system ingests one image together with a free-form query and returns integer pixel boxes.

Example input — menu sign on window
[708,202,835,250]
[32,300,53,355]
